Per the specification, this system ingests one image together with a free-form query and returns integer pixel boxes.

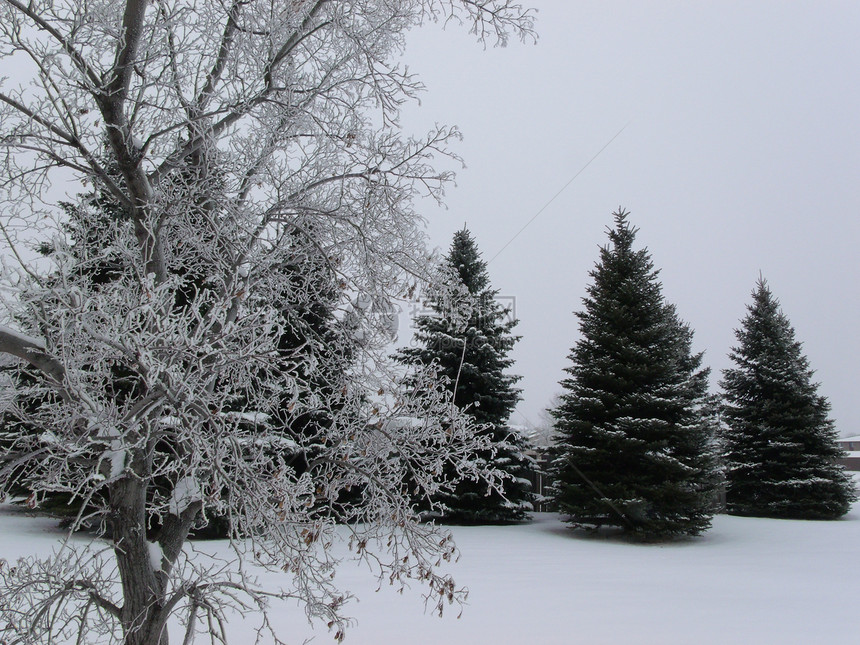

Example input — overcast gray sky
[399,0,860,435]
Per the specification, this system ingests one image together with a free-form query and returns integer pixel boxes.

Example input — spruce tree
[1,198,356,533]
[720,278,856,519]
[551,210,719,540]
[397,228,533,523]
[0,195,138,518]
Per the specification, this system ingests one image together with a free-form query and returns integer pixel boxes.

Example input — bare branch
[67,580,122,619]
[103,0,150,102]
[2,0,104,90]
[0,326,65,384]
[192,0,244,114]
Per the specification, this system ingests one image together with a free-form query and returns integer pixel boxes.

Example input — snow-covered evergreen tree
[2,201,358,537]
[397,228,533,523]
[720,278,856,519]
[551,210,719,540]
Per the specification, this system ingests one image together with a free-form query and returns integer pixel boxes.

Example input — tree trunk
[111,476,168,645]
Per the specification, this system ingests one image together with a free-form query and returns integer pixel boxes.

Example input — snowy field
[1,503,858,645]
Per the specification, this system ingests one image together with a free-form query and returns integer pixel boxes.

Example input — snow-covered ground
[1,504,857,645]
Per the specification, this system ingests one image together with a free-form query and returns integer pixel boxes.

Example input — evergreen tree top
[744,277,790,331]
[725,277,816,388]
[586,209,661,300]
[448,227,491,295]
[604,209,647,257]
[608,208,637,248]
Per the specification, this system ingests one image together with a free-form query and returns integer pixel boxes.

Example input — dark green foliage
[720,279,856,519]
[397,228,533,523]
[1,196,133,520]
[2,195,356,534]
[268,225,359,482]
[551,210,719,540]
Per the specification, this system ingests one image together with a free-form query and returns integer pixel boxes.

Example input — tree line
[5,209,854,540]
[390,210,855,537]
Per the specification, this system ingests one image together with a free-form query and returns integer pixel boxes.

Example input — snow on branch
[0,326,64,383]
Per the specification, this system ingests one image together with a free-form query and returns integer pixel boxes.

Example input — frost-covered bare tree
[0,1,535,644]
